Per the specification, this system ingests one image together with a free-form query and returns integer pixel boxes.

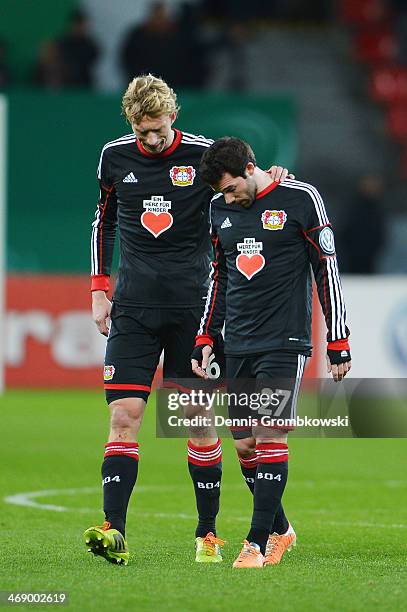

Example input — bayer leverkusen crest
[104,365,115,381]
[170,165,196,186]
[261,209,287,231]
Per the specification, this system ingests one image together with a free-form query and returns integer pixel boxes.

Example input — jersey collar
[136,128,182,158]
[256,181,279,200]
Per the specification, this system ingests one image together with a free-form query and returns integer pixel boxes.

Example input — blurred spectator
[120,1,209,89]
[0,39,11,89]
[340,175,385,274]
[32,41,66,90]
[56,9,99,88]
[390,0,407,63]
[202,0,331,21]
[177,2,211,87]
[225,21,251,91]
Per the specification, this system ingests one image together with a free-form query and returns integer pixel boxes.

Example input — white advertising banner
[341,276,407,378]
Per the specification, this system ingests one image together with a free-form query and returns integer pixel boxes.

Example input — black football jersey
[198,178,349,355]
[91,129,214,307]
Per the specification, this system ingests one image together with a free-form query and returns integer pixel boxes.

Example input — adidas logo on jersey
[123,172,138,183]
[221,217,232,229]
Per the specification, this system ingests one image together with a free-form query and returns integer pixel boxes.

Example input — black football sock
[238,452,257,494]
[101,442,139,538]
[188,439,222,538]
[272,503,290,535]
[238,452,289,535]
[246,443,289,555]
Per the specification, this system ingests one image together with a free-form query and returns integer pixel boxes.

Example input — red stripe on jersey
[302,230,321,255]
[136,129,182,158]
[304,223,331,234]
[98,187,114,274]
[256,181,279,199]
[204,237,220,334]
[104,384,151,391]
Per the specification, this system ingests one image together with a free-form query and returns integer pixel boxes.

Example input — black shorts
[104,302,224,404]
[226,351,307,439]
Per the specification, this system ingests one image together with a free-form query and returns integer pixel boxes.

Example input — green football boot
[84,521,129,565]
[195,532,225,563]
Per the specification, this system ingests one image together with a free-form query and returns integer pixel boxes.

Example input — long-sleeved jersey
[198,178,349,355]
[91,129,214,307]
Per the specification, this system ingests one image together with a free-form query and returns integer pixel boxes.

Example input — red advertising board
[5,276,322,388]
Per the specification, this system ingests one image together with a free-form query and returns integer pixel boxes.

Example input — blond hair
[122,74,180,124]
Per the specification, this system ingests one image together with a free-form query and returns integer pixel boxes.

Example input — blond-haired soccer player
[84,75,290,565]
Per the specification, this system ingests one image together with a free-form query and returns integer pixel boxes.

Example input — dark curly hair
[199,137,257,186]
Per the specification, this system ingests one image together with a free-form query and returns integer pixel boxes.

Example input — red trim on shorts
[162,381,194,393]
[104,384,151,391]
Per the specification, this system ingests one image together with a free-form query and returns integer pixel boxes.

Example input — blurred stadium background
[0,2,406,610]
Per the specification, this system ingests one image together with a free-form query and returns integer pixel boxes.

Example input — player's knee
[189,436,218,447]
[109,399,144,435]
[234,437,256,458]
[256,429,288,444]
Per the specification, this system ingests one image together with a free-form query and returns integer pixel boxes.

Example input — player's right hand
[191,342,213,379]
[92,290,112,337]
[326,339,351,382]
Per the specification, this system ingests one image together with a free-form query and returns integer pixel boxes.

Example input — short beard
[239,179,257,208]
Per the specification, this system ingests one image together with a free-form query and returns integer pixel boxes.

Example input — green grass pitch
[1,390,406,611]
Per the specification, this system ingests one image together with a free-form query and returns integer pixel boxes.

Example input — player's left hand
[191,344,213,379]
[266,166,295,182]
[326,355,351,382]
[326,339,351,382]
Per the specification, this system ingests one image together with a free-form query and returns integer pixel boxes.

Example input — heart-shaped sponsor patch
[141,211,173,238]
[236,253,265,280]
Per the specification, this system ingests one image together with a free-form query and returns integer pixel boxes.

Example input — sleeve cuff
[91,274,110,292]
[327,338,350,351]
[195,334,214,347]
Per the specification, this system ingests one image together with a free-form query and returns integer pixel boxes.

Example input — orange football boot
[264,524,296,566]
[232,540,264,568]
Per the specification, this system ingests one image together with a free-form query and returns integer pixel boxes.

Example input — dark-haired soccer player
[84,74,290,565]
[191,137,351,568]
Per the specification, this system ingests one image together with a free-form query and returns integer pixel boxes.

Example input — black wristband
[191,344,207,364]
[327,348,351,365]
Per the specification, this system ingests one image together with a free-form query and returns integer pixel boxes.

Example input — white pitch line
[4,486,407,529]
[320,520,407,530]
